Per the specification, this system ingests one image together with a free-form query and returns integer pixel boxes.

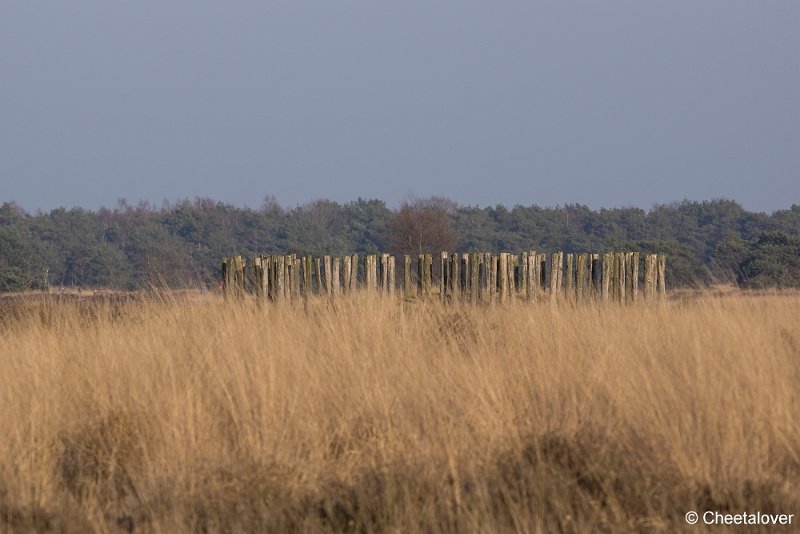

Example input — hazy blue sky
[1,1,798,213]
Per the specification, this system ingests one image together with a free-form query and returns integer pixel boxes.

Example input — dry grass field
[0,291,798,532]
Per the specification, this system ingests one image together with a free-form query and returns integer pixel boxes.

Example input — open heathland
[0,292,798,532]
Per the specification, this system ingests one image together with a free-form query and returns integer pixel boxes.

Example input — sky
[1,1,798,214]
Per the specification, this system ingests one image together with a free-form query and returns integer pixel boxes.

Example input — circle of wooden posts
[222,251,666,303]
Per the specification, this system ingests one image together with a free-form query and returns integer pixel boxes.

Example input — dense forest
[1,197,799,292]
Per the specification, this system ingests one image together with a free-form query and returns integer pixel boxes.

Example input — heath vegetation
[0,291,798,532]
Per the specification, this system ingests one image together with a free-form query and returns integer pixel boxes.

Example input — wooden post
[343,255,352,294]
[252,256,265,299]
[539,254,547,291]
[404,255,412,295]
[313,257,322,296]
[623,253,633,303]
[565,254,574,303]
[380,253,390,293]
[261,255,270,299]
[440,252,448,303]
[657,254,667,300]
[388,255,396,296]
[286,255,296,301]
[332,257,341,297]
[265,256,273,300]
[498,253,508,303]
[630,253,640,302]
[480,253,490,303]
[520,252,529,300]
[643,254,656,302]
[470,253,480,303]
[423,254,432,296]
[292,254,300,298]
[509,254,518,301]
[583,253,593,302]
[285,255,292,300]
[251,256,260,298]
[275,255,285,301]
[615,253,626,303]
[367,255,378,292]
[224,255,245,299]
[298,256,307,296]
[591,254,600,300]
[601,253,612,302]
[557,252,564,296]
[575,253,585,302]
[308,255,315,296]
[417,254,424,295]
[449,253,460,301]
[321,256,331,296]
[290,254,300,299]
[583,253,592,301]
[549,252,561,302]
[527,251,537,302]
[350,254,358,291]
[489,255,498,302]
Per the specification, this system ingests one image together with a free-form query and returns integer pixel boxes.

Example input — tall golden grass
[0,292,798,532]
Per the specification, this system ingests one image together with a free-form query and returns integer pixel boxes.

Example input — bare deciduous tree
[387,195,459,256]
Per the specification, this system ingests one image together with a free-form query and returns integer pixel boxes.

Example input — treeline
[1,197,799,292]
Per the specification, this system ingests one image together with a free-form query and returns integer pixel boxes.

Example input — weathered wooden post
[526,250,537,302]
[470,253,480,303]
[498,253,508,303]
[285,255,292,299]
[284,255,292,301]
[630,252,640,302]
[440,252,448,303]
[643,254,656,302]
[575,253,586,302]
[343,255,352,294]
[265,255,274,300]
[261,254,275,300]
[549,252,561,302]
[381,253,390,294]
[422,254,432,296]
[253,256,266,299]
[388,255,396,296]
[657,254,667,300]
[350,254,359,291]
[481,252,490,302]
[321,256,331,296]
[460,254,470,300]
[520,252,529,301]
[622,253,633,303]
[298,256,308,296]
[615,252,626,303]
[312,257,321,296]
[274,255,284,301]
[584,253,593,302]
[448,253,460,301]
[508,254,517,301]
[602,252,613,302]
[291,254,300,299]
[293,255,302,299]
[591,254,601,299]
[565,254,574,303]
[538,254,547,292]
[332,257,341,297]
[404,255,412,295]
[487,255,496,303]
[366,254,378,292]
